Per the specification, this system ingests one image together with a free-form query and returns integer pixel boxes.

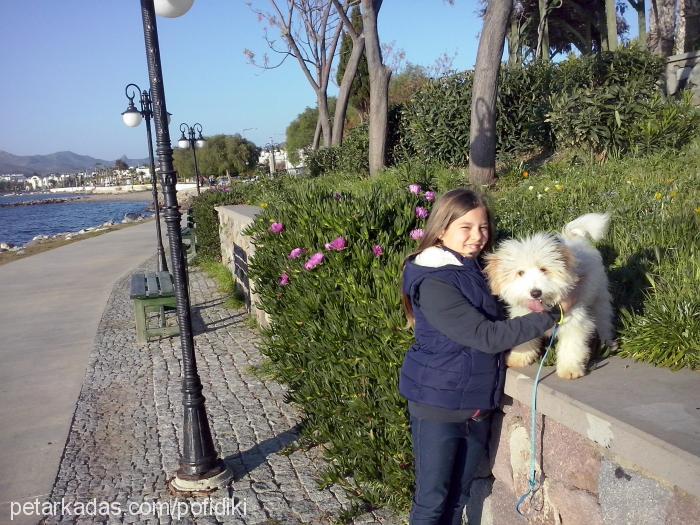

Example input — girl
[400,189,566,524]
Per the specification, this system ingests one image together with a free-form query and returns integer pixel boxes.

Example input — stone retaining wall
[216,204,269,329]
[666,50,700,105]
[469,361,700,524]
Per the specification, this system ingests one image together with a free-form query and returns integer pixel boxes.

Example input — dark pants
[409,414,491,525]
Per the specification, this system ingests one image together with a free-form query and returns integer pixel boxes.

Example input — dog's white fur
[484,213,614,379]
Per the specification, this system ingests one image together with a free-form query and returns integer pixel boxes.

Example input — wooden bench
[130,271,180,343]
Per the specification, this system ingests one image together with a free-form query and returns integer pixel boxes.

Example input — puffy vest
[399,248,506,410]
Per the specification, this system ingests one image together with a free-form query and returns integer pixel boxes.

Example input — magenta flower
[279,273,290,286]
[269,222,284,234]
[324,236,347,251]
[425,191,436,202]
[372,245,384,257]
[410,229,424,240]
[416,206,429,219]
[288,247,306,259]
[409,183,422,195]
[304,252,325,271]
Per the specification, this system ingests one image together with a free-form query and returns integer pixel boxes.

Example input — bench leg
[134,299,148,344]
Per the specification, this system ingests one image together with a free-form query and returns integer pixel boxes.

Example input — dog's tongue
[527,299,546,312]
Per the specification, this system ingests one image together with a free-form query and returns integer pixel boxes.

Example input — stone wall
[666,50,700,105]
[467,360,700,524]
[215,204,269,329]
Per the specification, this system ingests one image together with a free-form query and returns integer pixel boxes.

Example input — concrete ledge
[504,357,700,498]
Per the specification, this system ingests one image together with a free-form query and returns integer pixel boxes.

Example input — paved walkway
[0,221,160,522]
[20,256,401,524]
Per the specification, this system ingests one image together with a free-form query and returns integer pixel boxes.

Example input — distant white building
[258,147,305,172]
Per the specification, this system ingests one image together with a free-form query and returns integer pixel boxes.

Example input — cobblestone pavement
[43,260,403,525]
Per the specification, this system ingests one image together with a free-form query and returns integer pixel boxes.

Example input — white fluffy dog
[484,213,614,379]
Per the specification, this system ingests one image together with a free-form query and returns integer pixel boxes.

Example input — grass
[198,259,247,310]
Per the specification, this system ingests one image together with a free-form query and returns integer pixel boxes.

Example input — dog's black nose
[530,289,542,299]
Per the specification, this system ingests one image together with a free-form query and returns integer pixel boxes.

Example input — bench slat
[158,271,174,296]
[130,273,147,299]
[145,273,159,298]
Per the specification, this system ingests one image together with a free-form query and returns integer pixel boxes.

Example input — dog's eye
[517,271,524,277]
[540,267,548,273]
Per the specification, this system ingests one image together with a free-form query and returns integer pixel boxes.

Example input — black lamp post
[137,0,231,492]
[122,83,169,272]
[178,123,206,195]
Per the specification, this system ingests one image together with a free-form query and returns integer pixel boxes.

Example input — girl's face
[439,206,489,258]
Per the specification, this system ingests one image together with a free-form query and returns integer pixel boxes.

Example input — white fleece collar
[414,246,463,268]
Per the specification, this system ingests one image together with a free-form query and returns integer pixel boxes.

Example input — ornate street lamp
[178,122,206,195]
[122,83,169,272]
[137,0,232,492]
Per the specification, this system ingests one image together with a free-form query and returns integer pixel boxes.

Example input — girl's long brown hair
[401,188,494,328]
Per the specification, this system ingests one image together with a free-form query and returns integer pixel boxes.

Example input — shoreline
[0,217,154,267]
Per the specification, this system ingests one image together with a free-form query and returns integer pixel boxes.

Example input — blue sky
[0,1,638,161]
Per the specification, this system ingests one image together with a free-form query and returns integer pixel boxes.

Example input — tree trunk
[677,0,700,54]
[649,0,677,56]
[537,0,550,61]
[469,0,513,188]
[630,0,647,45]
[312,117,322,150]
[605,0,618,50]
[333,35,366,145]
[317,92,332,147]
[361,0,391,177]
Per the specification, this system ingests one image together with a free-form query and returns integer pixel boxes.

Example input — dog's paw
[556,364,586,379]
[506,350,539,368]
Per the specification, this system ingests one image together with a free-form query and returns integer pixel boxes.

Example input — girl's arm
[418,278,561,354]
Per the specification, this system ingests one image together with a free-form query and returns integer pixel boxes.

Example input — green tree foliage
[336,6,370,119]
[173,134,259,181]
[114,158,129,171]
[388,63,431,106]
[285,99,337,165]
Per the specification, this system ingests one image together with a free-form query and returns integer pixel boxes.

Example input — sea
[0,193,152,248]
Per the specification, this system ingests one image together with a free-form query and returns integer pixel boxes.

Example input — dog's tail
[562,213,610,242]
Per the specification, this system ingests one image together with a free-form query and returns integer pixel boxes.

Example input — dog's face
[484,233,576,312]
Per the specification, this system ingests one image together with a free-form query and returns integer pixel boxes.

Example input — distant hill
[0,150,150,175]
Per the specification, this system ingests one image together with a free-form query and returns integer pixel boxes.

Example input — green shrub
[305,125,370,177]
[547,83,700,157]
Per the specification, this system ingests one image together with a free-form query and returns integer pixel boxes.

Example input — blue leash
[515,324,559,516]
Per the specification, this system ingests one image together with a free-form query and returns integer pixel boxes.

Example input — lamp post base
[170,463,233,493]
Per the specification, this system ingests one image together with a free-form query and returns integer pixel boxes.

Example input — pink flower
[409,184,422,195]
[304,252,325,271]
[288,247,306,259]
[324,236,347,251]
[279,273,290,286]
[269,222,284,234]
[425,191,436,202]
[410,229,424,240]
[416,206,429,219]
[372,245,384,257]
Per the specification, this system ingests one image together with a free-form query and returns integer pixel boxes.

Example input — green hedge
[243,139,699,511]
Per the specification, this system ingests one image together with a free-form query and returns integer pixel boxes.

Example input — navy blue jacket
[399,247,557,411]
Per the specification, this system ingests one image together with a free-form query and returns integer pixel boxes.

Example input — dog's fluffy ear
[558,244,576,273]
[482,253,503,295]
